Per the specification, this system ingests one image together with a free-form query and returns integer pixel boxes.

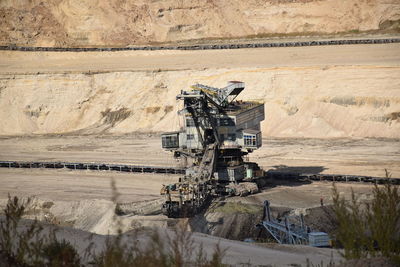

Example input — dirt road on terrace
[0,134,389,265]
[0,135,398,178]
[1,43,399,74]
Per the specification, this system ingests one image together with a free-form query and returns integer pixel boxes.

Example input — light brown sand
[0,135,398,178]
[1,44,399,74]
[1,134,390,265]
[2,0,399,47]
[0,43,398,266]
[1,45,399,138]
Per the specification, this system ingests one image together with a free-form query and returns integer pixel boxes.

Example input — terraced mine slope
[1,44,399,138]
[1,2,399,266]
[1,0,399,47]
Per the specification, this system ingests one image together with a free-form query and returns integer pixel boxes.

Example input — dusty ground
[0,135,393,265]
[0,168,171,203]
[0,133,389,221]
[252,138,400,178]
[1,43,399,74]
[0,134,175,166]
[0,165,373,266]
[0,167,369,265]
[0,135,398,177]
[0,134,395,236]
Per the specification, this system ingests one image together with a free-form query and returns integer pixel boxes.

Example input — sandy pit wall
[0,66,399,138]
[1,0,399,47]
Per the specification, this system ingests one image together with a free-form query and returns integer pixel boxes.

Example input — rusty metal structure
[160,81,265,217]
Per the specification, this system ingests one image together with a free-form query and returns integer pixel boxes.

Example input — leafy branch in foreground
[89,220,226,267]
[0,193,227,267]
[0,195,81,266]
[332,182,400,264]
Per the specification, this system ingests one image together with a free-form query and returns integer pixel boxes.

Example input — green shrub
[332,182,400,264]
[0,195,45,266]
[0,194,227,267]
[89,222,226,267]
[42,236,81,267]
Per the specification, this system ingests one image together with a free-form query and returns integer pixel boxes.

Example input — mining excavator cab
[161,131,180,149]
[160,81,266,217]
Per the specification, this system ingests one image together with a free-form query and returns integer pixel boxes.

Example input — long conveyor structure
[0,160,184,174]
[1,38,399,52]
[1,160,398,184]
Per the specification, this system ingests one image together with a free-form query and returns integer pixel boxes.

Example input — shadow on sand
[269,165,326,174]
[260,165,327,188]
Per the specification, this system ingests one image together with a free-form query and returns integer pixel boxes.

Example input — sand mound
[49,199,116,234]
[0,196,172,235]
[1,0,399,47]
[117,199,164,216]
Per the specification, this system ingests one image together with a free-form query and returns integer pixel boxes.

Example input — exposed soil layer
[1,0,399,47]
[194,179,379,241]
[1,45,400,138]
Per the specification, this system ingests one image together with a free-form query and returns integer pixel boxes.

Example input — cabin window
[244,135,257,147]
[186,118,195,127]
[187,134,195,140]
[219,118,235,126]
[162,135,179,148]
[227,133,236,141]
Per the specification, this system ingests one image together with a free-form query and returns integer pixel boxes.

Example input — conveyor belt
[265,171,400,185]
[0,160,184,174]
[0,160,398,184]
[1,38,399,52]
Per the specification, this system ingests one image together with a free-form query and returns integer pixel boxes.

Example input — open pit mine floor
[1,135,395,265]
[0,42,399,265]
[0,135,398,178]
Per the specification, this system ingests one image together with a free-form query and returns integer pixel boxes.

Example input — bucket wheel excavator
[160,81,265,217]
